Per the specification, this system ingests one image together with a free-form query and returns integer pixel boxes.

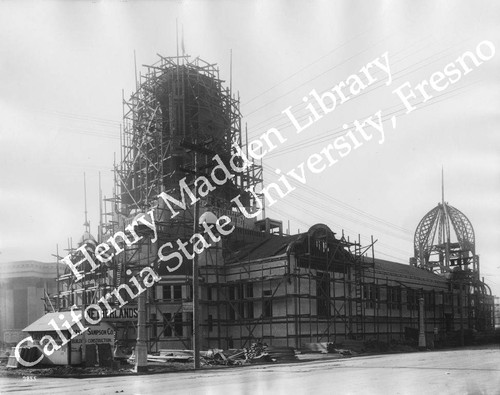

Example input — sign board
[72,322,115,346]
[100,305,138,322]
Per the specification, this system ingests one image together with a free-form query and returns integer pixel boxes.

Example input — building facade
[0,260,62,349]
[141,223,495,351]
[47,54,495,359]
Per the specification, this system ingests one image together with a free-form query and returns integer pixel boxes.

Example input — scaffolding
[198,225,376,349]
[54,54,495,355]
[107,54,263,350]
[196,224,494,350]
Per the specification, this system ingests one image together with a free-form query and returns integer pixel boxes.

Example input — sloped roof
[373,258,447,283]
[225,233,301,263]
[224,224,446,285]
[23,311,81,333]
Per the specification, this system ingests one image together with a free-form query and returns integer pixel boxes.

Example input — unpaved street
[1,347,499,395]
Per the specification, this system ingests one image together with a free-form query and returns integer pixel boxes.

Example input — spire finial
[441,166,445,205]
[83,172,90,232]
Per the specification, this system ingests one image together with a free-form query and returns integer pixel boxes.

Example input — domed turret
[412,172,478,277]
[414,202,476,273]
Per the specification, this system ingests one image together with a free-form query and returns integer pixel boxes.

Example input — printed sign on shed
[72,322,115,346]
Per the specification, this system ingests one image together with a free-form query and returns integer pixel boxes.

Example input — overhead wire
[246,38,468,141]
[266,193,411,261]
[241,22,439,118]
[256,79,483,260]
[244,33,437,134]
[242,23,380,106]
[266,79,480,159]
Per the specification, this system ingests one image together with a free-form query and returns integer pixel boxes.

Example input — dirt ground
[0,361,194,378]
[3,340,497,379]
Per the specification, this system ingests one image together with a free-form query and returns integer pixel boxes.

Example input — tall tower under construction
[102,55,265,351]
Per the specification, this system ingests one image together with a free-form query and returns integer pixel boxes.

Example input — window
[151,313,157,338]
[316,272,330,317]
[444,292,452,306]
[162,285,183,301]
[162,286,171,301]
[263,290,273,318]
[208,314,213,332]
[84,290,93,305]
[228,286,236,320]
[363,283,379,309]
[229,306,236,320]
[387,287,401,310]
[247,301,254,319]
[407,289,418,311]
[228,286,235,300]
[163,313,172,337]
[238,299,245,319]
[424,291,435,311]
[246,283,253,298]
[174,313,183,337]
[246,283,254,318]
[226,283,255,320]
[231,284,243,319]
[173,285,182,300]
[163,312,182,337]
[230,285,243,318]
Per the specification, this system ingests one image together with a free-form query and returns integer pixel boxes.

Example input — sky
[0,1,499,296]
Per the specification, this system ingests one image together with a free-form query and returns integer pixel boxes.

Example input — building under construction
[54,54,495,357]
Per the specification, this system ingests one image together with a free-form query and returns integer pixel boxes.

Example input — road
[1,347,499,395]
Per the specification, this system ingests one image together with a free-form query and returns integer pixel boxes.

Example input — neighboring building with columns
[0,260,62,349]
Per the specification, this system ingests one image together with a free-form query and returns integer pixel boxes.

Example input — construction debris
[126,343,297,367]
[128,349,193,364]
[202,343,270,366]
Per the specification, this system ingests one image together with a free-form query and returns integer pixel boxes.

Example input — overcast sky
[1,0,499,296]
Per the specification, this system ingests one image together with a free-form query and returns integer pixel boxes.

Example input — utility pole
[192,149,201,369]
[136,281,148,372]
[135,230,149,372]
[418,296,426,349]
[459,279,465,347]
[179,138,217,370]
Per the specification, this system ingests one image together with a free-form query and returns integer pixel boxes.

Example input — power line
[242,23,384,106]
[266,79,479,159]
[246,38,464,139]
[252,80,482,257]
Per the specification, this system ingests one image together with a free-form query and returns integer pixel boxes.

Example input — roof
[0,260,65,280]
[372,258,447,283]
[225,233,301,263]
[23,311,82,333]
[224,224,446,285]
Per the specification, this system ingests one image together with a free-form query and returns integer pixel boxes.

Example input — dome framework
[413,201,478,276]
